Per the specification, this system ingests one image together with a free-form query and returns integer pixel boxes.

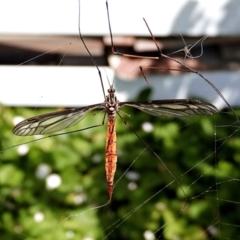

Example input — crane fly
[12,0,218,202]
[13,88,217,201]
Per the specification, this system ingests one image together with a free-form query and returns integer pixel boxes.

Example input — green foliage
[0,103,239,240]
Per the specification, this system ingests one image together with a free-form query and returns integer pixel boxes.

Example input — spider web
[0,0,240,240]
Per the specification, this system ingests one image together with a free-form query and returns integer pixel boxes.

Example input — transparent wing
[121,99,217,117]
[13,103,104,136]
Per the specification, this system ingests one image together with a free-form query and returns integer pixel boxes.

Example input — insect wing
[13,104,104,136]
[122,99,218,117]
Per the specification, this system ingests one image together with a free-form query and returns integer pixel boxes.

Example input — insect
[12,1,218,202]
[168,34,207,60]
[13,87,217,201]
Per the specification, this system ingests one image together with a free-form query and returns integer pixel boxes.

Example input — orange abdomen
[105,119,117,201]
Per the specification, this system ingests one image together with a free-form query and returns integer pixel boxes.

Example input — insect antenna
[102,67,113,88]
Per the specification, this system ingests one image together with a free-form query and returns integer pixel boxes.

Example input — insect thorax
[105,93,119,119]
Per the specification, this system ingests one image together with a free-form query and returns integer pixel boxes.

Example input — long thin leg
[106,0,158,60]
[78,0,107,101]
[105,1,237,122]
[141,18,239,123]
[1,122,105,154]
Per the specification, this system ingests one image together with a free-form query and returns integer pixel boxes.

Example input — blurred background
[0,0,240,239]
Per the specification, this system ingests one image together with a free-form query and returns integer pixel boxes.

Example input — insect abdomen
[105,119,117,201]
